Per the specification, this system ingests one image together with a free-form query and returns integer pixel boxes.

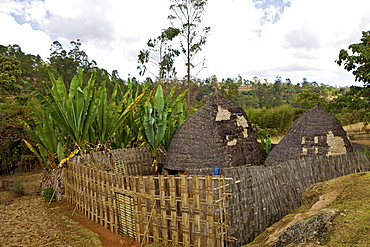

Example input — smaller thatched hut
[265,105,353,165]
[164,90,264,174]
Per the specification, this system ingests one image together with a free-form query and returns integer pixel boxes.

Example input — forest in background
[0,41,369,175]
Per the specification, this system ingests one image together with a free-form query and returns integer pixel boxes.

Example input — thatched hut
[164,90,264,174]
[265,105,353,165]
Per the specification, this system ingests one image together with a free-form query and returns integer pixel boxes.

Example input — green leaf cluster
[336,31,370,86]
[22,69,188,168]
[0,98,39,174]
[328,86,370,125]
[246,105,296,135]
[142,84,187,158]
[23,69,145,167]
[0,54,22,98]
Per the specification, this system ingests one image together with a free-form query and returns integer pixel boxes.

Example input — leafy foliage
[220,78,239,100]
[141,84,187,156]
[296,92,328,110]
[0,44,50,86]
[260,135,272,158]
[168,0,210,108]
[42,187,56,202]
[0,98,40,174]
[0,54,22,99]
[328,86,370,125]
[49,39,97,84]
[23,69,145,166]
[168,0,210,78]
[336,31,370,85]
[246,105,296,136]
[138,27,180,80]
[141,84,187,173]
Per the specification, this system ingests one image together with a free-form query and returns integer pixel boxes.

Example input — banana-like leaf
[24,81,75,139]
[153,84,165,113]
[109,92,146,136]
[23,139,43,163]
[59,149,79,167]
[56,142,65,164]
[81,73,98,143]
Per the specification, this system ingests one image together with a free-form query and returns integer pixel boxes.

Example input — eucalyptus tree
[168,0,210,108]
[49,39,97,84]
[138,27,180,81]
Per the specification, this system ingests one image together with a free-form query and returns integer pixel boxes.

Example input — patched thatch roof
[164,90,264,174]
[265,105,353,165]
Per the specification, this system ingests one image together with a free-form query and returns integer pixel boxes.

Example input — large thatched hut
[164,90,264,174]
[265,105,353,165]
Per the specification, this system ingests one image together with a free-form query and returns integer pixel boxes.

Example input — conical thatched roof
[164,91,264,174]
[265,105,353,165]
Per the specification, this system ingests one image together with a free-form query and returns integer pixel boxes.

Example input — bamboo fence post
[192,176,201,246]
[169,176,178,244]
[180,175,190,246]
[159,176,168,242]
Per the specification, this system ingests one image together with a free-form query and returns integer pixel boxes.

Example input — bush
[246,105,296,136]
[42,187,56,202]
[0,98,39,175]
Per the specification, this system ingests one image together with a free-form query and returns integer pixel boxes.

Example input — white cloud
[236,0,370,86]
[0,0,369,86]
[284,25,320,50]
[0,13,52,58]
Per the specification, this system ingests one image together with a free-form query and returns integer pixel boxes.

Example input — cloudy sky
[1,0,369,87]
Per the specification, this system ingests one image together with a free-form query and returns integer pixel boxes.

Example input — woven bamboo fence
[76,147,153,174]
[64,161,232,246]
[63,147,370,246]
[222,151,370,246]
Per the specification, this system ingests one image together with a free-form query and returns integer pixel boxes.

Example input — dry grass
[0,170,103,247]
[343,122,367,132]
[324,172,370,246]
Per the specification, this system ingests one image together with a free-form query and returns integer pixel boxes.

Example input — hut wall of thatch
[265,105,354,165]
[165,91,264,174]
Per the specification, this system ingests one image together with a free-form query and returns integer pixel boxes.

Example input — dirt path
[0,171,139,247]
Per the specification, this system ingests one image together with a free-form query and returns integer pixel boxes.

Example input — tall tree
[220,78,239,100]
[168,0,210,108]
[336,31,370,86]
[329,86,370,125]
[49,39,97,83]
[0,44,49,85]
[0,54,22,99]
[138,27,180,81]
[296,92,328,110]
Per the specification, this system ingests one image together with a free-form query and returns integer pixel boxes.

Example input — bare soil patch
[0,170,139,247]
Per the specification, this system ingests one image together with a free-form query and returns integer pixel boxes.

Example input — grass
[324,172,370,245]
[244,172,370,246]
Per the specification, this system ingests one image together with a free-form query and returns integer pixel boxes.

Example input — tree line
[0,2,369,174]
